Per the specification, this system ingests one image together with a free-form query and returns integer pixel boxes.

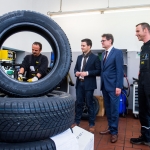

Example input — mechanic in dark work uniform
[18,42,48,82]
[130,23,150,146]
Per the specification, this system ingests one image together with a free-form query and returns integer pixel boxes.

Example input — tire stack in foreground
[0,91,75,149]
[0,10,75,150]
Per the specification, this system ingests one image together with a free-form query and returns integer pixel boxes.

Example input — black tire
[119,113,126,118]
[81,96,99,119]
[0,139,56,150]
[134,114,139,119]
[55,75,69,92]
[0,10,72,97]
[0,91,75,143]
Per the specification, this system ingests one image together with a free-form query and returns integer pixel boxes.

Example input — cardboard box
[51,126,94,150]
[94,95,105,116]
[51,129,79,150]
[72,126,94,150]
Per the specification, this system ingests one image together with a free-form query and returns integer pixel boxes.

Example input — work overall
[138,40,150,142]
[27,55,42,79]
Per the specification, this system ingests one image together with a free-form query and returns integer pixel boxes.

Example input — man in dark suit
[99,34,124,143]
[72,38,101,133]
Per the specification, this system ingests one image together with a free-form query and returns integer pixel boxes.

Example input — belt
[79,79,84,82]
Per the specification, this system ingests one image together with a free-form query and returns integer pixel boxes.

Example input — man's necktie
[103,51,108,64]
[81,55,87,71]
[81,51,91,71]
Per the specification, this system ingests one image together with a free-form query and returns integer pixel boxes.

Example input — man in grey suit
[99,34,124,143]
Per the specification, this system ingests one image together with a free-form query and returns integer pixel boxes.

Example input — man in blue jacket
[72,38,101,133]
[99,34,124,143]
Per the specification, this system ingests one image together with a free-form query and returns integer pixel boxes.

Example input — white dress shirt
[79,56,89,79]
[104,45,113,59]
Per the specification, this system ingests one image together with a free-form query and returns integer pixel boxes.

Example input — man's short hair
[81,38,92,48]
[102,34,114,44]
[136,22,150,33]
[33,42,42,50]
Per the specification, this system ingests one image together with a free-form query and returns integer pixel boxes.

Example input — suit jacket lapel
[84,54,93,69]
[101,52,105,69]
[78,55,83,70]
[104,47,115,66]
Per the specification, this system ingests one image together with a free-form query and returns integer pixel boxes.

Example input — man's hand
[27,76,38,82]
[75,71,81,77]
[80,72,87,77]
[18,74,23,81]
[115,88,121,96]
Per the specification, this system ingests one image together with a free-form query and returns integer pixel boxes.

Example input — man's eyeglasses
[101,40,107,43]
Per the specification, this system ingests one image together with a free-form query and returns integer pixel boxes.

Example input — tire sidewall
[0,91,75,142]
[0,11,72,97]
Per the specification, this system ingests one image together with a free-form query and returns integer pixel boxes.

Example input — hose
[124,73,130,97]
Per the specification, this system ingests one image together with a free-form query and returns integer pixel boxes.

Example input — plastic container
[5,70,14,78]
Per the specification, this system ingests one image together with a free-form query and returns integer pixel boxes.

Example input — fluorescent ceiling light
[105,7,150,13]
[47,10,102,18]
[47,4,150,18]
[48,11,101,18]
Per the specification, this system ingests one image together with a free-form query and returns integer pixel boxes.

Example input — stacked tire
[0,11,75,149]
[82,96,100,119]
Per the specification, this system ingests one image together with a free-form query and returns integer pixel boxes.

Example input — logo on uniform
[145,54,148,59]
[141,53,149,60]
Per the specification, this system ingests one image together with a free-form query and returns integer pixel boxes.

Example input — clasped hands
[76,71,87,77]
[76,72,121,96]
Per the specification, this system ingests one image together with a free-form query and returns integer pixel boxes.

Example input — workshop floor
[79,111,150,150]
